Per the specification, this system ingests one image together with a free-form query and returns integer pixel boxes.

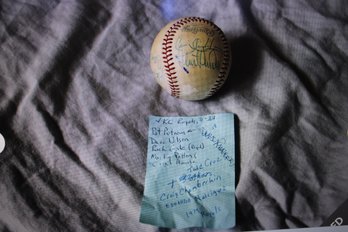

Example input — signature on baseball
[181,25,215,37]
[175,37,222,71]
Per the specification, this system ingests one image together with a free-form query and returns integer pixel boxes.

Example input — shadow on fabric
[209,35,263,100]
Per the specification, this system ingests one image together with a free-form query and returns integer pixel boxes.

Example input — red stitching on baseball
[208,31,230,96]
[162,17,230,98]
[162,18,190,97]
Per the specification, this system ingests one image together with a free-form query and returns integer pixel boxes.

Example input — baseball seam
[162,17,229,99]
[207,25,230,97]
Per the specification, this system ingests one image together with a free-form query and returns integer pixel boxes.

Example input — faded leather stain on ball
[150,17,231,101]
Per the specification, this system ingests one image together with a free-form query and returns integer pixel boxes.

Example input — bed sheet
[0,0,347,231]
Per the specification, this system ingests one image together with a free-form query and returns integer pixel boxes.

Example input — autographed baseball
[150,17,231,100]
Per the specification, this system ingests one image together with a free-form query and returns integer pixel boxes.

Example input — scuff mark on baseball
[150,17,231,100]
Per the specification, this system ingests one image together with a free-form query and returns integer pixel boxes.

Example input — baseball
[150,17,231,100]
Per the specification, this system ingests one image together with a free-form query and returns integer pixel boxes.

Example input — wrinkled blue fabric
[0,0,347,231]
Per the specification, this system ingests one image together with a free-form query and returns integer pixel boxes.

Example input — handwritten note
[140,113,235,229]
